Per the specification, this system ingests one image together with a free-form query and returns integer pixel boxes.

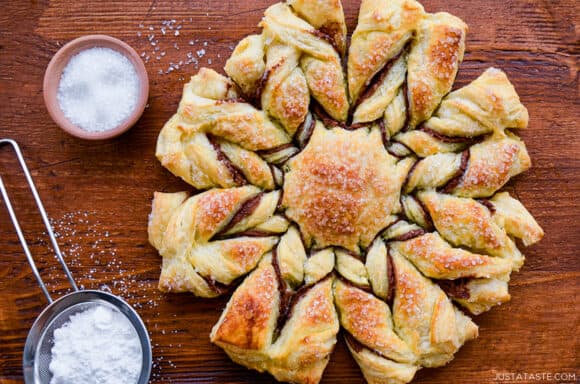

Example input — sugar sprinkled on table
[57,47,140,133]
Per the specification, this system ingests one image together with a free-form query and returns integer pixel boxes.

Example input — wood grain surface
[0,1,579,383]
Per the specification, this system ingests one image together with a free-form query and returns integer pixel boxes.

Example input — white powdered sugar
[49,305,142,384]
[57,47,140,132]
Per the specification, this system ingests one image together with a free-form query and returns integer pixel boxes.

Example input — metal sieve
[0,139,152,384]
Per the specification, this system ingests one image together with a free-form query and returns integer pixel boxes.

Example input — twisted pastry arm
[225,0,348,132]
[390,250,478,367]
[351,3,466,130]
[262,3,349,122]
[390,231,513,280]
[148,187,289,297]
[348,0,424,105]
[156,69,287,190]
[405,12,467,128]
[261,42,310,136]
[287,0,347,56]
[334,237,478,381]
[393,68,529,157]
[210,231,339,384]
[403,133,530,197]
[415,67,529,137]
[418,191,527,270]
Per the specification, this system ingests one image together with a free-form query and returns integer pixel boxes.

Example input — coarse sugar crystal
[57,47,140,133]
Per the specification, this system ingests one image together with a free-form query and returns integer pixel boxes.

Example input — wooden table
[1,1,578,383]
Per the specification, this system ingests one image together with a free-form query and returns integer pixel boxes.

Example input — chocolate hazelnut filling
[354,45,408,109]
[385,246,396,306]
[295,112,316,149]
[271,247,292,341]
[214,229,279,240]
[478,199,496,214]
[312,101,346,129]
[310,26,342,57]
[390,228,426,242]
[200,274,231,295]
[418,126,482,144]
[437,278,471,300]
[379,119,389,148]
[213,192,264,238]
[402,159,419,191]
[254,67,272,103]
[336,273,373,293]
[207,135,248,186]
[257,143,295,156]
[344,331,397,362]
[438,149,469,193]
[404,194,434,231]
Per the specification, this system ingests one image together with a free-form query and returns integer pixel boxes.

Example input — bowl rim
[43,34,149,141]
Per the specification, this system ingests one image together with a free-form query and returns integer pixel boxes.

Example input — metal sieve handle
[0,139,78,303]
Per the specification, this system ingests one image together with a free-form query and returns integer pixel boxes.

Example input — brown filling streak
[402,159,419,192]
[478,199,496,214]
[344,331,394,361]
[295,113,316,149]
[309,27,342,57]
[386,246,396,305]
[401,80,411,132]
[213,229,278,240]
[437,278,471,300]
[413,194,434,231]
[336,273,372,293]
[390,228,426,242]
[312,101,346,129]
[207,135,248,186]
[257,143,295,156]
[272,247,291,341]
[254,67,272,103]
[418,126,481,144]
[354,46,408,109]
[438,149,470,194]
[213,192,264,238]
[378,119,389,149]
[199,274,231,295]
[386,139,413,159]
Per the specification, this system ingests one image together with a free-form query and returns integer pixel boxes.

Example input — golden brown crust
[453,134,530,198]
[334,279,415,363]
[490,192,544,246]
[260,3,348,122]
[211,260,279,349]
[418,191,524,270]
[288,0,347,56]
[391,232,512,280]
[422,68,529,137]
[348,0,424,103]
[391,250,478,367]
[149,188,287,297]
[211,255,339,384]
[406,12,467,128]
[282,123,412,252]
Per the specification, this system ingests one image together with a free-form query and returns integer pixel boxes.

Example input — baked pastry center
[282,125,408,253]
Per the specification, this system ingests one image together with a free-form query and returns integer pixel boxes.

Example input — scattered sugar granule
[49,305,142,384]
[57,47,140,133]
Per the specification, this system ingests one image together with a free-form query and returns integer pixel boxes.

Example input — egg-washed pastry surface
[149,0,543,383]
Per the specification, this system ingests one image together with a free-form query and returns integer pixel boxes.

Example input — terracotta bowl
[43,35,149,140]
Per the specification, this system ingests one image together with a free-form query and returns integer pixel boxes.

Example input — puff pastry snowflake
[148,0,543,383]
